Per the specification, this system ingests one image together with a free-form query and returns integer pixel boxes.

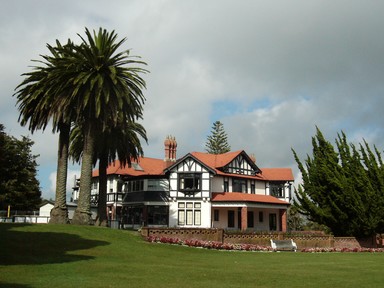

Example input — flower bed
[301,247,384,253]
[146,236,384,253]
[146,235,272,251]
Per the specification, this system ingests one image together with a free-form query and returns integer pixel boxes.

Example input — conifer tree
[0,124,41,211]
[292,127,384,237]
[205,121,231,154]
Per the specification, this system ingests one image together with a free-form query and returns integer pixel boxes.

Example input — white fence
[0,216,50,223]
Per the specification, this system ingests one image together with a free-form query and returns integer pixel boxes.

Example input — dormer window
[178,173,202,192]
[132,163,144,171]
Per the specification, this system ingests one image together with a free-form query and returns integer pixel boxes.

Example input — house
[38,200,97,222]
[72,136,294,232]
[39,200,54,217]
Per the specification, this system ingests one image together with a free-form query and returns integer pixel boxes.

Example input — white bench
[270,239,297,252]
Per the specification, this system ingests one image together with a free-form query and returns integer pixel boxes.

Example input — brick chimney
[164,136,177,165]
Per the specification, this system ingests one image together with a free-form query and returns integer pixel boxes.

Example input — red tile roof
[260,168,294,181]
[191,151,293,182]
[94,150,294,183]
[212,192,289,205]
[191,151,264,179]
[92,157,166,177]
[191,151,244,168]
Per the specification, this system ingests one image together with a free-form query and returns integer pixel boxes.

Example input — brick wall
[141,227,223,242]
[141,228,381,249]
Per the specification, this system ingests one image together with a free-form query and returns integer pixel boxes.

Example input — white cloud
[46,169,80,201]
[2,0,384,192]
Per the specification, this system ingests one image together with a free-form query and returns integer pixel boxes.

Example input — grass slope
[1,224,384,288]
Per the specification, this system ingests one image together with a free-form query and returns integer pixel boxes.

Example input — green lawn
[1,224,384,288]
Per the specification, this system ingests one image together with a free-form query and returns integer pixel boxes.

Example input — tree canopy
[69,118,147,226]
[14,40,78,223]
[0,124,41,211]
[65,28,147,225]
[205,121,231,154]
[14,27,148,225]
[292,127,384,237]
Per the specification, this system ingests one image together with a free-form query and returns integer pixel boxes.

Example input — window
[178,202,201,226]
[186,202,193,225]
[259,211,264,223]
[233,178,247,193]
[228,210,235,228]
[214,209,219,221]
[270,182,285,198]
[178,210,185,225]
[133,180,144,192]
[179,173,202,191]
[107,193,116,202]
[186,210,193,225]
[247,211,254,228]
[147,206,168,225]
[194,210,201,226]
[126,180,144,192]
[132,162,144,171]
[148,179,166,191]
[178,203,185,225]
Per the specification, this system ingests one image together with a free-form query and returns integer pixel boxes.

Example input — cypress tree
[292,127,384,237]
[205,121,231,154]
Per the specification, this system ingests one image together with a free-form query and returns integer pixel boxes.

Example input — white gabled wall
[168,157,211,199]
[167,156,213,228]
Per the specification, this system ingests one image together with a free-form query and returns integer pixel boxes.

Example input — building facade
[72,136,294,232]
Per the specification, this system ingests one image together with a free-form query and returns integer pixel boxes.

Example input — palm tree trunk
[72,122,94,225]
[49,122,69,224]
[95,153,108,226]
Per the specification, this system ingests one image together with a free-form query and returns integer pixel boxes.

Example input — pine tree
[292,127,384,237]
[205,121,231,154]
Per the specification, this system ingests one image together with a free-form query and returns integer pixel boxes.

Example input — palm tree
[70,118,147,226]
[54,28,147,225]
[14,40,76,224]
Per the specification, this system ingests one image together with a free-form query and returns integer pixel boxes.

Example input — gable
[221,152,261,176]
[165,154,215,174]
[191,151,261,177]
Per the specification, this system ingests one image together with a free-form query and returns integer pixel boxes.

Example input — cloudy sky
[1,0,384,200]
